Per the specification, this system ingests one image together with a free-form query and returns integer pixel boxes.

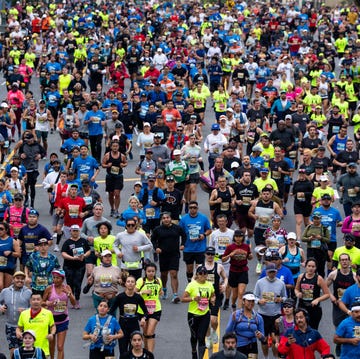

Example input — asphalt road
[0,76,345,358]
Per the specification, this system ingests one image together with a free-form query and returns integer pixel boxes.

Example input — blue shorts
[56,320,69,334]
[6,324,21,350]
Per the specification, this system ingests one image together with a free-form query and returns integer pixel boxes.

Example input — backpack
[13,347,42,359]
[140,187,161,207]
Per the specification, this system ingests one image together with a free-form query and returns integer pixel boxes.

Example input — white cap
[0,102,9,108]
[319,175,328,181]
[231,162,240,168]
[143,122,151,127]
[287,232,297,240]
[10,167,19,172]
[101,249,112,256]
[23,330,36,340]
[173,149,181,156]
[157,48,162,52]
[70,224,80,230]
[243,293,256,301]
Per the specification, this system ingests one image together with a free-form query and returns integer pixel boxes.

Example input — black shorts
[186,173,200,184]
[210,294,224,316]
[159,253,180,272]
[228,271,249,288]
[106,174,124,192]
[183,252,205,265]
[236,212,255,229]
[294,204,312,217]
[254,228,266,246]
[85,251,97,265]
[148,310,161,321]
[0,267,15,275]
[194,107,205,114]
[261,314,280,337]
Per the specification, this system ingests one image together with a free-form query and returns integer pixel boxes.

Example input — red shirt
[59,196,86,227]
[223,243,251,273]
[161,108,181,132]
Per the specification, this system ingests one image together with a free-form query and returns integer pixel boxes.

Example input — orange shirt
[161,108,182,132]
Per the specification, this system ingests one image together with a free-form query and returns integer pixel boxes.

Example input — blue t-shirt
[179,213,211,253]
[314,206,342,243]
[341,283,360,308]
[84,314,121,351]
[259,266,294,286]
[138,187,166,220]
[85,110,106,136]
[0,190,12,219]
[336,316,360,358]
[60,138,86,157]
[73,156,99,185]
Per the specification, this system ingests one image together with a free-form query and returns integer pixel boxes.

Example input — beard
[223,348,237,357]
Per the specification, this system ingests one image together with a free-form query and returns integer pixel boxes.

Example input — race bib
[297,193,305,201]
[25,242,35,254]
[145,208,155,218]
[302,289,313,300]
[80,173,89,181]
[110,166,120,175]
[198,297,209,311]
[242,196,252,205]
[311,240,321,248]
[124,303,137,316]
[68,205,80,218]
[0,256,7,266]
[100,274,112,288]
[145,300,156,314]
[36,276,48,287]
[220,202,230,211]
[262,292,274,303]
[218,236,230,251]
[83,196,92,206]
[337,288,345,301]
[54,300,66,313]
[272,170,281,180]
[348,188,356,197]
[72,247,84,257]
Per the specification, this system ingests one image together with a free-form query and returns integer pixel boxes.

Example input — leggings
[63,265,85,300]
[25,171,39,207]
[89,134,103,163]
[187,312,210,359]
[118,318,140,355]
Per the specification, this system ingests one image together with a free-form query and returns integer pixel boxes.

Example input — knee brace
[144,334,155,339]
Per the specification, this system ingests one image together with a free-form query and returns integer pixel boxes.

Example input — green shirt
[185,280,214,315]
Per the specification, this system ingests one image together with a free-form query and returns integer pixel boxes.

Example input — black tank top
[106,151,123,176]
[206,262,220,296]
[215,188,232,214]
[299,274,320,307]
[333,270,355,300]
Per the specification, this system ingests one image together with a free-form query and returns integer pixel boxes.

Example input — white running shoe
[54,245,60,252]
[205,336,212,349]
[256,262,262,274]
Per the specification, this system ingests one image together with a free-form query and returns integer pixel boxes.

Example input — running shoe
[75,300,80,309]
[54,245,60,252]
[256,262,262,274]
[161,290,168,300]
[171,294,180,304]
[82,283,92,294]
[211,330,218,344]
[205,336,212,349]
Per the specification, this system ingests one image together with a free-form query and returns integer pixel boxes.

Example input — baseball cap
[283,298,295,307]
[10,167,19,172]
[321,194,332,200]
[243,292,256,301]
[145,148,153,154]
[252,145,262,152]
[345,233,355,242]
[206,246,216,254]
[285,114,292,120]
[348,162,357,167]
[14,193,23,200]
[166,175,175,181]
[23,330,36,340]
[52,269,65,278]
[265,263,277,272]
[134,181,143,187]
[196,265,207,274]
[29,209,39,217]
[147,174,156,181]
[313,212,322,218]
[70,224,80,230]
[154,133,162,138]
[13,271,25,278]
[231,162,240,168]
[0,102,9,108]
[211,123,220,131]
[101,249,112,256]
[287,232,297,240]
[173,149,181,156]
[66,104,74,109]
[226,107,234,113]
[143,122,151,127]
[319,175,328,181]
[38,238,48,244]
[260,168,269,173]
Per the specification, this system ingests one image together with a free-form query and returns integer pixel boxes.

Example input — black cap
[234,229,245,237]
[345,233,355,242]
[321,194,332,200]
[196,265,207,274]
[206,246,216,254]
[283,298,295,307]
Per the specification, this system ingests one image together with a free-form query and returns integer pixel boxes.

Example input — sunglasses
[197,271,207,275]
[189,206,198,209]
[283,305,293,309]
[14,199,22,201]
[126,224,136,227]
[0,228,5,231]
[206,252,215,256]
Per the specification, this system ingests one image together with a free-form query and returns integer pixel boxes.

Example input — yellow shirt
[136,277,162,314]
[253,177,279,193]
[18,308,54,356]
[185,280,214,315]
[312,186,334,207]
